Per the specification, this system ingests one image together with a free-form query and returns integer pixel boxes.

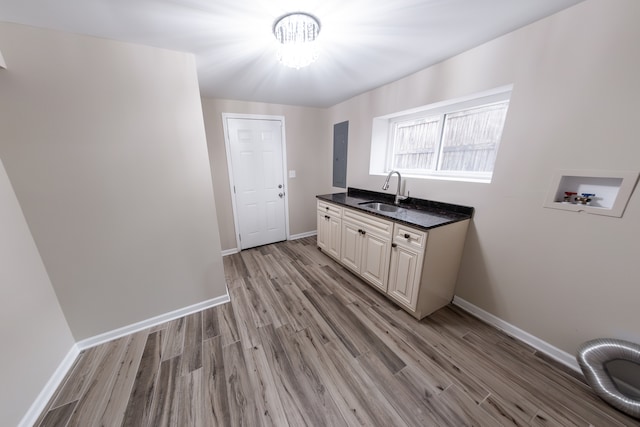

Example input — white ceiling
[0,0,583,107]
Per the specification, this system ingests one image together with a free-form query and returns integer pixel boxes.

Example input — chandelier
[272,12,321,69]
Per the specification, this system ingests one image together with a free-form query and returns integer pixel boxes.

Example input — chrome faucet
[382,170,409,205]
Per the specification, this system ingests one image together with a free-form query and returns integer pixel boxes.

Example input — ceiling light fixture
[272,12,321,69]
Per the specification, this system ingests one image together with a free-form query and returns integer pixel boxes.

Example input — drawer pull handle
[404,233,411,239]
[325,215,330,220]
[326,206,330,211]
[392,243,397,248]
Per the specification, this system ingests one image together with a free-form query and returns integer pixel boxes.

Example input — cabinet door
[316,210,330,250]
[327,216,342,259]
[317,200,342,260]
[340,221,362,273]
[388,244,422,310]
[360,231,391,292]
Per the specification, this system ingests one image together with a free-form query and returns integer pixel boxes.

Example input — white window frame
[370,85,512,183]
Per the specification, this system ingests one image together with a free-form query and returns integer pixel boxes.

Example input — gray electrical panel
[333,121,348,188]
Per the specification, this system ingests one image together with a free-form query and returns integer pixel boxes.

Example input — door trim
[222,113,290,251]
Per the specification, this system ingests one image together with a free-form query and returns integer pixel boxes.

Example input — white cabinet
[317,201,342,260]
[389,220,470,319]
[340,208,392,292]
[316,198,470,320]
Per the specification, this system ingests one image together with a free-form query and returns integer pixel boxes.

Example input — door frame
[222,112,290,251]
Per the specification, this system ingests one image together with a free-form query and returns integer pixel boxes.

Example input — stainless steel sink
[359,201,404,213]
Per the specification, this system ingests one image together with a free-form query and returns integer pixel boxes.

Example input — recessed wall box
[544,169,639,217]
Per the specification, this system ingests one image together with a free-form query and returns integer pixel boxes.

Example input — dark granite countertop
[317,187,474,231]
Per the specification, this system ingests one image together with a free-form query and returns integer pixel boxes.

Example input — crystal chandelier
[272,12,321,69]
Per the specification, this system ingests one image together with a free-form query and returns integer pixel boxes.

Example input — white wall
[0,23,226,340]
[0,156,75,427]
[326,0,640,357]
[201,98,331,250]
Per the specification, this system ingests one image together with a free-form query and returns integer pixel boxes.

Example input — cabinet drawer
[343,207,393,236]
[317,200,342,217]
[393,224,427,251]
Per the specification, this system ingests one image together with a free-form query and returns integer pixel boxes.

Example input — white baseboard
[18,344,80,427]
[452,296,580,372]
[77,293,230,350]
[289,230,317,240]
[221,248,239,256]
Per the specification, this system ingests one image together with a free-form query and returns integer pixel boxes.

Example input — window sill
[371,172,492,184]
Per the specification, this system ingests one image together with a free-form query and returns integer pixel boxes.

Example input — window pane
[439,102,508,172]
[391,117,440,170]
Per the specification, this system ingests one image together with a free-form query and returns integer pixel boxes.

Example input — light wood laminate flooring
[35,237,640,426]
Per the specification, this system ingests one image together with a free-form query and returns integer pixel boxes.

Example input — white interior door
[225,117,287,250]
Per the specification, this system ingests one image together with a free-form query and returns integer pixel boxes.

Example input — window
[370,87,511,183]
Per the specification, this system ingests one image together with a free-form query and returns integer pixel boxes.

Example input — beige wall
[0,23,226,340]
[0,157,75,427]
[201,98,331,250]
[326,0,640,357]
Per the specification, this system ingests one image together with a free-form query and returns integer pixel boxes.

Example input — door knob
[278,193,284,198]
[278,184,283,188]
